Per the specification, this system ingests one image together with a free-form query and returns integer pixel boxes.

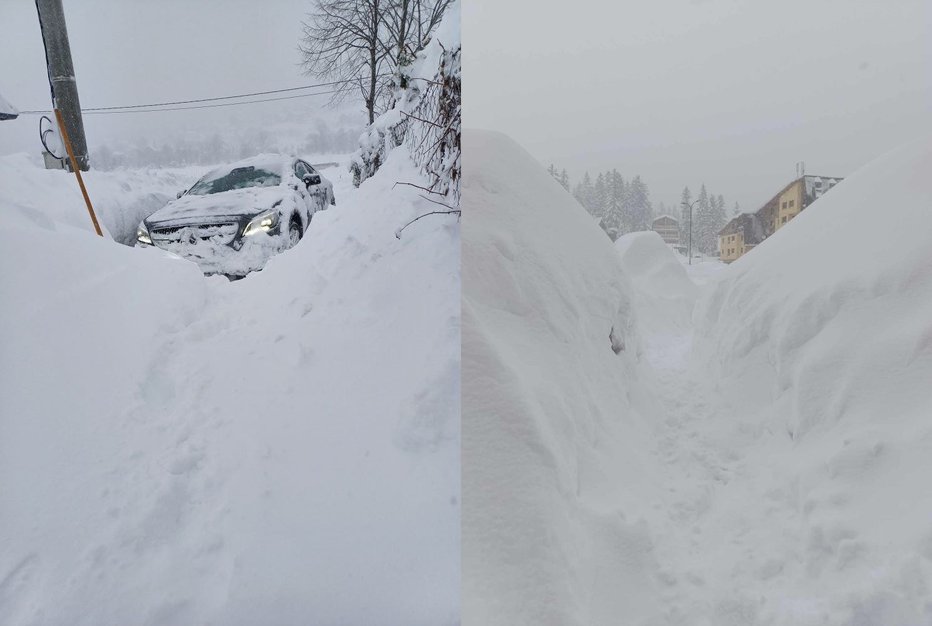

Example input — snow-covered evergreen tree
[592,172,620,239]
[627,175,653,233]
[601,170,625,239]
[679,186,693,248]
[574,171,595,216]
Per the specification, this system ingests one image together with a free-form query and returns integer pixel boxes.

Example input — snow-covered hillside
[0,147,459,624]
[463,129,932,625]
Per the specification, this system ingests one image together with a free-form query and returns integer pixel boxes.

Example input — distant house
[651,215,680,245]
[719,174,843,263]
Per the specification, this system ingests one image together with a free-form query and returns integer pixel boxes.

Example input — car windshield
[187,166,281,196]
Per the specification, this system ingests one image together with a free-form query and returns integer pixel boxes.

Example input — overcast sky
[0,0,362,156]
[464,0,931,212]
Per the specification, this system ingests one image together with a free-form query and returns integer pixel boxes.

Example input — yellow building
[718,213,764,263]
[720,173,843,263]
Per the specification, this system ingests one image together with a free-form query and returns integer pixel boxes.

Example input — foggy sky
[464,0,931,213]
[0,0,363,156]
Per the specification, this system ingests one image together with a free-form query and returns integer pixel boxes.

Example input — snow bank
[688,134,932,624]
[0,152,198,244]
[0,144,458,624]
[462,130,661,625]
[614,231,698,333]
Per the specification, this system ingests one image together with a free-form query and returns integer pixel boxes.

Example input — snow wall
[462,130,664,625]
[692,134,932,623]
[0,153,199,245]
[614,231,698,333]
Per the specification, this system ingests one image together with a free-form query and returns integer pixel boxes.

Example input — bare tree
[382,0,452,77]
[300,0,452,121]
[299,0,390,124]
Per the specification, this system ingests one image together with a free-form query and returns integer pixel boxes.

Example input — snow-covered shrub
[349,1,460,205]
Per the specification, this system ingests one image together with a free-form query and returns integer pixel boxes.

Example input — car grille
[151,222,239,245]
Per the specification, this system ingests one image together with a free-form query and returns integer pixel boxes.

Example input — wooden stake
[54,107,102,237]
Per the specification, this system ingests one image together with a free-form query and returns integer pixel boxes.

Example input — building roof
[750,174,844,221]
[719,212,766,243]
[652,214,678,223]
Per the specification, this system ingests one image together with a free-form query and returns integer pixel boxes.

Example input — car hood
[145,186,285,227]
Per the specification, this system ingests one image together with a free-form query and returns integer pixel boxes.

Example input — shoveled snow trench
[462,130,932,626]
[0,151,460,626]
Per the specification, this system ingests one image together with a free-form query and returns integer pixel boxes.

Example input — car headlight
[137,224,152,245]
[243,210,279,237]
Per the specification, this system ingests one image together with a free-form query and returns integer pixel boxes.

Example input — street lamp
[681,198,701,265]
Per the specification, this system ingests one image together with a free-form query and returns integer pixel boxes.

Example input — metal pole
[36,0,89,171]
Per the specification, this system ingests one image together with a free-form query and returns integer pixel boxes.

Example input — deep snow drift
[0,152,199,245]
[0,146,459,624]
[683,134,932,625]
[614,231,697,334]
[462,130,661,625]
[463,129,932,625]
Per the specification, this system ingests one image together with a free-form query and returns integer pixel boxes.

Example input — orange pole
[54,107,103,237]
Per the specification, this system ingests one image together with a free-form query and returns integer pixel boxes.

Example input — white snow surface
[614,231,698,334]
[0,152,200,245]
[463,129,932,625]
[685,134,932,624]
[462,130,660,625]
[0,147,459,625]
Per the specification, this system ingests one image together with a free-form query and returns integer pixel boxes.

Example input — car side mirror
[304,174,321,187]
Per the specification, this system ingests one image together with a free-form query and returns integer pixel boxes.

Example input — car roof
[197,154,300,183]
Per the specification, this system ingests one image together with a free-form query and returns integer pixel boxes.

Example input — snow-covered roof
[719,212,765,243]
[198,153,295,182]
[652,214,678,223]
[0,91,19,120]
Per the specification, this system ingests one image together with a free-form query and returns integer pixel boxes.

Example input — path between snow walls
[0,147,459,625]
[462,130,665,625]
[463,128,932,626]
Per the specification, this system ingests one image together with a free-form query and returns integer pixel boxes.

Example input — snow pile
[614,231,698,333]
[462,130,661,625]
[0,145,458,623]
[351,0,460,203]
[0,152,198,244]
[684,134,932,624]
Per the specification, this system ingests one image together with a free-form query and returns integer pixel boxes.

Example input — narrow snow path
[637,265,772,625]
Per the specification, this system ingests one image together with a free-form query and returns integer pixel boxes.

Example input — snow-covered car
[136,154,335,276]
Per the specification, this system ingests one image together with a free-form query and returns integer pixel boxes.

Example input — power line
[17,76,383,115]
[82,88,345,115]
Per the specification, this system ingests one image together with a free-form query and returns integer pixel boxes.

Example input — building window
[782,216,787,224]
[782,201,787,209]
[789,200,794,208]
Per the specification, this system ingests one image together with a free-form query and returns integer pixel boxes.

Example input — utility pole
[682,198,701,265]
[36,0,89,171]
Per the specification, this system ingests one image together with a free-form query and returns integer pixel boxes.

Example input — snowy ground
[0,148,459,625]
[463,129,932,625]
